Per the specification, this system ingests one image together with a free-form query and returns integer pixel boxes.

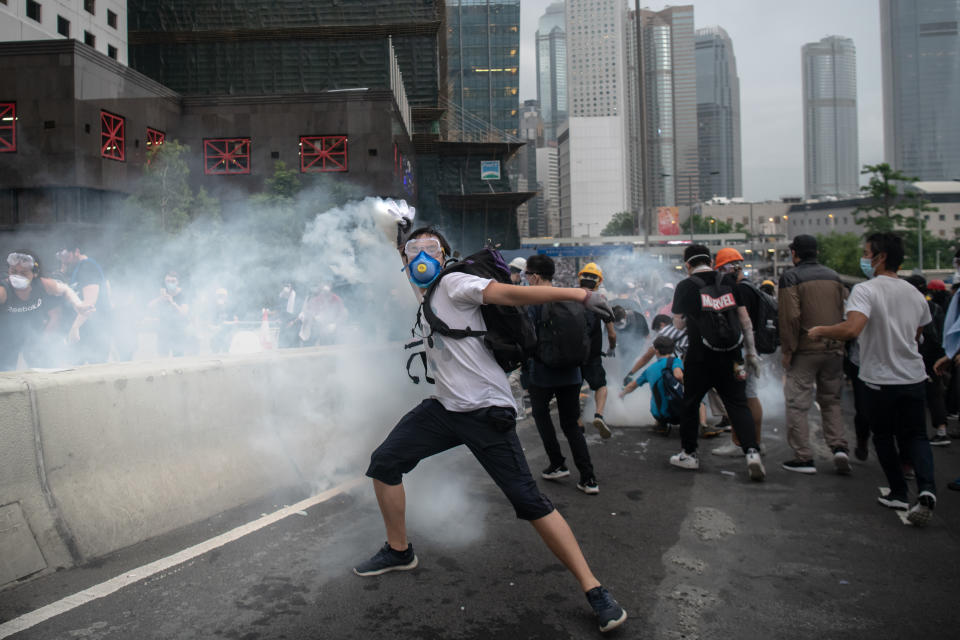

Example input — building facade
[881,0,960,182]
[0,0,128,63]
[802,35,859,199]
[536,1,567,144]
[695,26,741,200]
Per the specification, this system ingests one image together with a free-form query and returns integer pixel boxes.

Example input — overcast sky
[519,0,883,201]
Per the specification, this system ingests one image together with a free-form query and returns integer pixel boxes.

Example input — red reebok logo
[700,293,736,311]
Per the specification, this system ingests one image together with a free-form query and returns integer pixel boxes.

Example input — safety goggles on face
[56,249,71,261]
[7,252,36,268]
[404,237,443,261]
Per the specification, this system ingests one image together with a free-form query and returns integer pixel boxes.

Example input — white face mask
[8,274,30,290]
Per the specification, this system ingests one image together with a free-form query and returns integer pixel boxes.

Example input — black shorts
[366,399,555,521]
[581,356,607,391]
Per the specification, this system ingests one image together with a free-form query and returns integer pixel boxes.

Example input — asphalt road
[2,397,959,640]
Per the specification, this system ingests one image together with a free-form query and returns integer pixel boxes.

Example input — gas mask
[404,237,445,289]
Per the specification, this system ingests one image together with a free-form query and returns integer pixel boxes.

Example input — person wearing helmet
[508,257,527,285]
[760,280,776,297]
[710,248,765,458]
[578,262,617,438]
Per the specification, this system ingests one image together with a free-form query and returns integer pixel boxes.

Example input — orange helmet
[714,247,744,270]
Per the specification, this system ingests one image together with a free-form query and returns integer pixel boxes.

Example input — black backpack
[652,357,684,421]
[406,247,537,384]
[741,279,779,355]
[535,301,590,368]
[689,273,743,352]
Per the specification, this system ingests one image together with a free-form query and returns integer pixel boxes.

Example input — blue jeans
[863,381,936,498]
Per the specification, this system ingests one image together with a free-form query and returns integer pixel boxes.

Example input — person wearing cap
[508,257,527,285]
[578,262,617,438]
[668,244,765,481]
[777,234,849,475]
[710,248,766,457]
[1,251,92,370]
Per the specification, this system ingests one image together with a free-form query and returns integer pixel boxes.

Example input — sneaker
[711,442,743,457]
[699,423,722,439]
[782,458,816,474]
[577,477,600,495]
[542,464,571,480]
[353,542,418,576]
[585,586,627,633]
[745,448,766,481]
[669,450,700,470]
[854,437,869,461]
[930,434,951,447]
[652,421,671,436]
[593,414,612,439]
[833,450,852,475]
[902,463,916,481]
[877,494,909,510]
[715,417,732,432]
[947,412,959,420]
[906,491,936,527]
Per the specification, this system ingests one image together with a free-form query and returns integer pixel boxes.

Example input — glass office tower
[882,0,960,181]
[536,2,567,143]
[696,26,742,199]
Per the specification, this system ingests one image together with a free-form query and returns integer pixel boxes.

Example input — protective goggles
[404,237,443,260]
[7,252,36,268]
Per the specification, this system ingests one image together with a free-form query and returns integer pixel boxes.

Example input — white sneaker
[711,442,742,457]
[669,451,700,470]
[906,491,936,527]
[834,450,852,475]
[746,448,766,481]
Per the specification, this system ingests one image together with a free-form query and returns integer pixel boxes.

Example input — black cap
[789,234,817,254]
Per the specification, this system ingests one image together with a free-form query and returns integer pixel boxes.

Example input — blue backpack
[652,357,684,421]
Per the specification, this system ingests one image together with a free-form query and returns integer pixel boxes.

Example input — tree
[854,163,937,235]
[601,211,635,236]
[816,232,863,278]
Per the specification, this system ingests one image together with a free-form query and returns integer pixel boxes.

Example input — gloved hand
[623,375,634,387]
[746,354,761,377]
[582,290,614,322]
[605,347,616,358]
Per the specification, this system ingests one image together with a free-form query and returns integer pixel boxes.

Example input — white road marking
[0,477,365,639]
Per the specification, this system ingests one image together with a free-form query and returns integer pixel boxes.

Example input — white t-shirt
[426,272,516,412]
[845,276,931,386]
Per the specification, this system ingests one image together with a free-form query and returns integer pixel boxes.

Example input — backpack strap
[421,270,486,340]
[405,350,435,385]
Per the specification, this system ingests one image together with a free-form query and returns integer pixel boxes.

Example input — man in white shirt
[808,232,937,526]
[353,228,627,633]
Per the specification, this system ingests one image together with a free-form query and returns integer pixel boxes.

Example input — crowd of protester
[0,239,357,370]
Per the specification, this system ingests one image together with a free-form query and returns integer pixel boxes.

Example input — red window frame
[0,102,15,153]
[100,110,125,161]
[204,138,251,175]
[300,135,348,173]
[146,127,165,149]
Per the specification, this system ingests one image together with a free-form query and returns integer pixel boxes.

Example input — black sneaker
[593,414,612,439]
[354,542,418,576]
[577,477,600,495]
[542,464,571,480]
[782,458,816,474]
[930,434,951,447]
[585,586,627,633]
[906,491,936,527]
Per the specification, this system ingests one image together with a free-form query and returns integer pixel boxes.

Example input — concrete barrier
[0,344,423,589]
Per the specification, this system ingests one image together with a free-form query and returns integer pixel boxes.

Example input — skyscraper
[536,2,567,143]
[802,35,859,199]
[881,0,960,182]
[447,0,521,139]
[625,4,697,232]
[696,26,741,199]
[562,0,629,237]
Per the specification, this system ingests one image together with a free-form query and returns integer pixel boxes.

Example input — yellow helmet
[578,262,604,283]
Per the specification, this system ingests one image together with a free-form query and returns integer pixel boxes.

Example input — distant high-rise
[447,0,521,139]
[626,5,697,224]
[802,35,859,199]
[536,2,567,144]
[696,26,741,199]
[881,0,960,181]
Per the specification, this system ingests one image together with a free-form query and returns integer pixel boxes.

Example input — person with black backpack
[354,227,628,633]
[523,254,600,495]
[709,248,775,457]
[668,245,765,481]
[619,335,684,432]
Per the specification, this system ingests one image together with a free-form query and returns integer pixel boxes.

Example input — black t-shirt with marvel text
[671,270,744,362]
